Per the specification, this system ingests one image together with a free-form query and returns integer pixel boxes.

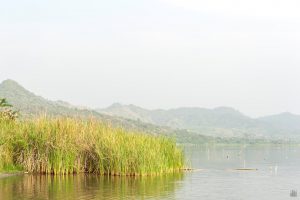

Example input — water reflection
[0,173,184,200]
[2,145,300,200]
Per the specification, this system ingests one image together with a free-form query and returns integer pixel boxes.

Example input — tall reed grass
[0,117,184,175]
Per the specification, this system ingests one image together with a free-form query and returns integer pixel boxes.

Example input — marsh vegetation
[0,116,184,175]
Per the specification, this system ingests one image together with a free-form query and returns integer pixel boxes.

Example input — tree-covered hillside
[1,79,299,143]
[97,103,300,139]
[0,79,215,143]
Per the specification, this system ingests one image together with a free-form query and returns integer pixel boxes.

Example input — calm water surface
[1,145,300,199]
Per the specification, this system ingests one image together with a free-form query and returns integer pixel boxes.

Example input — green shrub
[0,98,18,122]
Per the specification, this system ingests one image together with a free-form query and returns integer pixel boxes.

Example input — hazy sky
[1,0,300,117]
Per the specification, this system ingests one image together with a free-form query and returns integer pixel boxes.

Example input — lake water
[1,145,300,199]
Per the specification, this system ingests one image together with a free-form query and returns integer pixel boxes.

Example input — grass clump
[0,117,184,175]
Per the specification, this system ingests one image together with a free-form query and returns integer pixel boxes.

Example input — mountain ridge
[0,79,102,118]
[97,103,300,138]
[1,79,300,140]
[0,79,216,143]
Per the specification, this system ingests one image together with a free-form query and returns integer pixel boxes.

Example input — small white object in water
[274,165,278,175]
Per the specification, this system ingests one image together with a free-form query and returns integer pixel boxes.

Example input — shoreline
[0,172,23,179]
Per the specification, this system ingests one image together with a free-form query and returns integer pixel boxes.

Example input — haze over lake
[1,0,300,117]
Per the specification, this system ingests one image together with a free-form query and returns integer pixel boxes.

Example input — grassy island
[0,117,184,175]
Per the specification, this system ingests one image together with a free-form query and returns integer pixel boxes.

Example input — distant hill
[0,79,215,143]
[97,104,261,137]
[0,79,104,119]
[258,112,300,134]
[1,79,299,142]
[99,103,155,123]
[97,103,300,139]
